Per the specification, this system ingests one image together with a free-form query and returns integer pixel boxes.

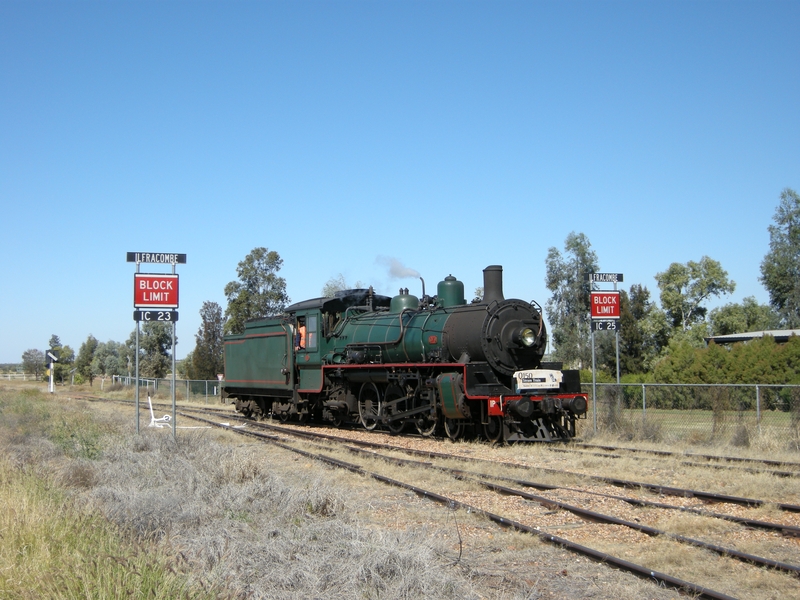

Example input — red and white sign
[134,274,179,308]
[591,291,620,319]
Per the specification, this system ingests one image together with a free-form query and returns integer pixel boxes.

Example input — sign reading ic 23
[134,274,179,309]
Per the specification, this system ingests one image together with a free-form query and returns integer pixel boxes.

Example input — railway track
[169,405,800,600]
[546,442,800,479]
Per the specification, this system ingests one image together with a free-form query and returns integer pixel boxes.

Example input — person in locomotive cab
[295,317,306,351]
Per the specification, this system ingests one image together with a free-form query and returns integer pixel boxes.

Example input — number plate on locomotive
[513,369,562,392]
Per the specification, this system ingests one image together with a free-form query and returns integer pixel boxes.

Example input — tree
[322,274,364,298]
[48,334,61,350]
[91,341,126,386]
[616,285,665,375]
[760,188,800,327]
[45,335,74,384]
[53,345,75,384]
[191,301,225,380]
[21,349,45,379]
[179,350,194,379]
[127,322,174,379]
[545,232,599,368]
[75,334,98,386]
[224,247,290,335]
[709,297,780,336]
[655,256,736,332]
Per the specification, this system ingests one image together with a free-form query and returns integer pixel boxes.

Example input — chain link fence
[112,376,222,404]
[582,383,800,449]
[110,376,800,449]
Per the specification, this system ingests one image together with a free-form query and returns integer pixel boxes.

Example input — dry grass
[0,383,688,599]
[0,388,213,599]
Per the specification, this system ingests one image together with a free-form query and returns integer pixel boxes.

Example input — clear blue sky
[2,0,798,364]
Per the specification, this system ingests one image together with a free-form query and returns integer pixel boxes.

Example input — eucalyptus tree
[654,256,736,332]
[709,297,780,336]
[760,188,800,327]
[21,349,45,378]
[91,340,127,384]
[75,334,99,385]
[224,247,290,335]
[127,322,174,379]
[191,301,225,380]
[321,274,364,298]
[545,232,599,369]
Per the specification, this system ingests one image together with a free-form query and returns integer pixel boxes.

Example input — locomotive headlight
[519,327,536,347]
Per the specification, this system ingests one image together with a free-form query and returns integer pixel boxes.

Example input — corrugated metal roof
[704,330,800,345]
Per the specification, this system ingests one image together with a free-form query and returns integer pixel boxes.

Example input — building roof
[704,330,800,345]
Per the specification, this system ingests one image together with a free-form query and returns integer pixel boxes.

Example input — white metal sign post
[587,273,623,433]
[127,252,186,439]
[46,350,58,394]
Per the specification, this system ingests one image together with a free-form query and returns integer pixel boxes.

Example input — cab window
[306,315,318,350]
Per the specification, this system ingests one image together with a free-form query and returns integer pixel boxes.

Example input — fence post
[756,385,761,434]
[642,383,646,419]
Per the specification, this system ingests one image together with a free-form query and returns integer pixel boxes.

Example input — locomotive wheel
[483,416,504,443]
[278,410,290,423]
[415,415,437,436]
[358,382,382,431]
[444,418,464,441]
[384,384,406,434]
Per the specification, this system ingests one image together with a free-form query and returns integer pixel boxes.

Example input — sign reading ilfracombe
[127,251,185,439]
[126,252,187,264]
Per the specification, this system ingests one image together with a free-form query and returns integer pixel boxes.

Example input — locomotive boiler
[221,265,587,442]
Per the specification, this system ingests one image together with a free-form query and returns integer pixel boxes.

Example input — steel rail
[545,445,799,478]
[338,444,800,574]
[324,437,800,539]
[172,405,800,514]
[180,411,739,600]
[575,442,800,471]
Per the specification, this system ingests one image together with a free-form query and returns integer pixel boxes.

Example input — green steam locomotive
[221,265,587,442]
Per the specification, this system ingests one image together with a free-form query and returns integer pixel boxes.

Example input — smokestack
[483,265,504,304]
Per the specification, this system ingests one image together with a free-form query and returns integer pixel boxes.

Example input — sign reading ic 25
[134,274,179,308]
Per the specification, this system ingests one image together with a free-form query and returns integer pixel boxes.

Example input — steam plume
[378,257,421,280]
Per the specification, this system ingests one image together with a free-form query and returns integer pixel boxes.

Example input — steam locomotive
[221,265,587,442]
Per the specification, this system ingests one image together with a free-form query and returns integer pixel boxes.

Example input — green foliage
[21,348,45,378]
[51,342,75,385]
[75,334,98,386]
[48,415,103,460]
[127,322,174,379]
[709,296,780,335]
[760,187,800,327]
[655,256,736,331]
[189,301,225,380]
[224,247,290,335]
[545,232,599,369]
[653,335,800,385]
[91,340,128,381]
[321,273,364,297]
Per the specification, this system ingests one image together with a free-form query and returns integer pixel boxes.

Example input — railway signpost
[46,349,58,394]
[588,273,623,433]
[127,251,186,439]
